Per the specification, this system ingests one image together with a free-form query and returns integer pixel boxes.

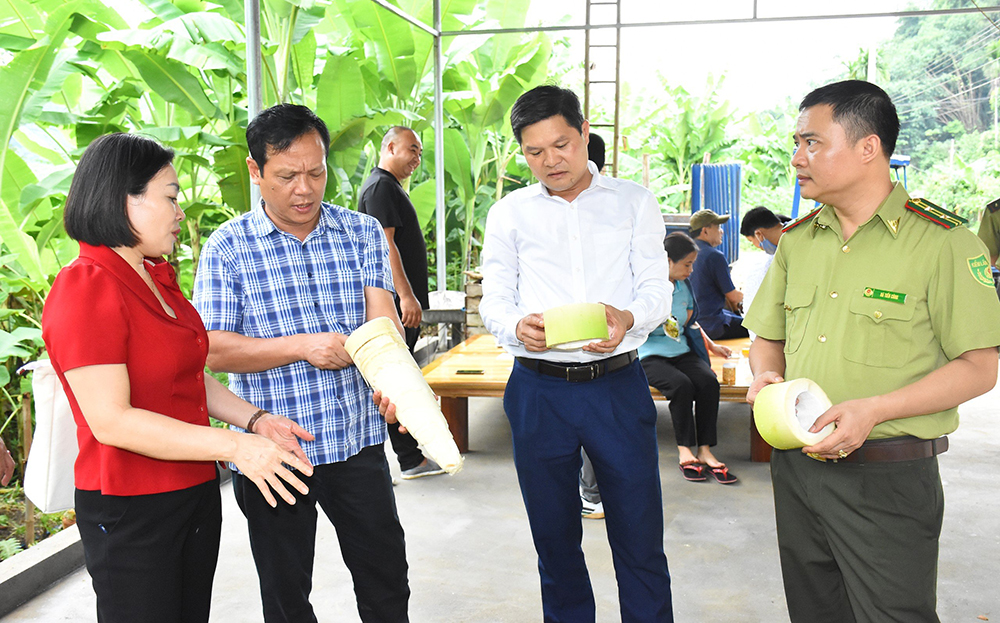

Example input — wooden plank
[423,334,770,459]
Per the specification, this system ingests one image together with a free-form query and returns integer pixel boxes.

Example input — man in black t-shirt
[359,126,443,479]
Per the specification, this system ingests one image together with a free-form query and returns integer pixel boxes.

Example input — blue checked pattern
[193,202,394,467]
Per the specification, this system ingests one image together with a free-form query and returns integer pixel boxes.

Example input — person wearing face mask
[741,206,783,256]
[739,206,786,328]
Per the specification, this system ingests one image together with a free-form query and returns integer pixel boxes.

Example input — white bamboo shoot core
[345,316,463,474]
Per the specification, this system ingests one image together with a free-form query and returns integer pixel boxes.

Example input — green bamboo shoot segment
[753,378,835,449]
[345,316,463,474]
[543,303,609,350]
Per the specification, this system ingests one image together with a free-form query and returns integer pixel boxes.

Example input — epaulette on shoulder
[781,207,822,233]
[904,198,968,230]
[987,197,1000,214]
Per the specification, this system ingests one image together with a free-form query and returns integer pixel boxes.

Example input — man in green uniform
[977,197,1000,268]
[745,80,1000,622]
[977,198,1000,298]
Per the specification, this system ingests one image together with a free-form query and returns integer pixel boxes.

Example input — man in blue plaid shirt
[193,104,410,623]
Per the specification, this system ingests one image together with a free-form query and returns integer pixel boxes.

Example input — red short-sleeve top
[42,243,216,496]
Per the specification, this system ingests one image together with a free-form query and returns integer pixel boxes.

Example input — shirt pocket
[845,295,915,368]
[783,283,816,355]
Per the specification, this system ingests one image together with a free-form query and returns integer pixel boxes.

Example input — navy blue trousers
[504,358,673,623]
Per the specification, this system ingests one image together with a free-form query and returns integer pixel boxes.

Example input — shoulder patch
[904,198,968,230]
[781,207,823,233]
[987,197,1000,214]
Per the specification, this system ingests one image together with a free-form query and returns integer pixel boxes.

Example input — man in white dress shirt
[479,85,674,623]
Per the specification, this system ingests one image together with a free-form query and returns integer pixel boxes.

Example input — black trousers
[705,312,749,340]
[640,352,720,448]
[233,444,410,623]
[75,476,222,623]
[387,296,426,471]
[772,450,943,622]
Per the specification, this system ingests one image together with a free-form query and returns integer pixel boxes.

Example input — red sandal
[709,464,738,485]
[679,461,707,482]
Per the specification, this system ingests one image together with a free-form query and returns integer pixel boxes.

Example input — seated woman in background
[41,133,315,623]
[639,232,738,484]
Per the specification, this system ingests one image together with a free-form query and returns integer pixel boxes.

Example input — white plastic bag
[20,360,78,513]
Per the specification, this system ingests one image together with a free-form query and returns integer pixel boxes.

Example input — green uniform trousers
[771,449,943,623]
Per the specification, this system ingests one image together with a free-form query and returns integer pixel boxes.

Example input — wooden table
[421,334,773,462]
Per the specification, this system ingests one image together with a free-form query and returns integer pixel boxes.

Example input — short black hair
[665,231,698,263]
[247,103,330,173]
[510,85,586,145]
[64,133,174,248]
[588,133,606,171]
[688,227,703,240]
[740,206,782,237]
[799,80,899,158]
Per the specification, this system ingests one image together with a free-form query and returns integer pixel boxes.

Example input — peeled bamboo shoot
[345,317,463,474]
[752,378,835,449]
[543,303,609,350]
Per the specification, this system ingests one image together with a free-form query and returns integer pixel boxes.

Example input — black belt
[836,436,948,464]
[515,351,638,383]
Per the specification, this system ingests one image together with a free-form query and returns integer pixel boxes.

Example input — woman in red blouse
[42,133,315,623]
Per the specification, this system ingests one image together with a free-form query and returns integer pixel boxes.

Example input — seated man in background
[688,209,748,339]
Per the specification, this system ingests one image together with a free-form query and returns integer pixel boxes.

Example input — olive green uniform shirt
[977,203,1000,262]
[745,182,1000,440]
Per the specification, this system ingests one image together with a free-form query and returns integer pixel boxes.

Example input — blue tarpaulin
[690,163,742,263]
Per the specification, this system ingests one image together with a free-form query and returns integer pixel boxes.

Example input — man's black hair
[740,206,783,237]
[588,132,606,171]
[665,232,699,263]
[510,85,586,145]
[64,133,174,248]
[247,103,331,173]
[799,80,899,158]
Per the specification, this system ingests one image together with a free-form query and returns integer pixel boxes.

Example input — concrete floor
[5,379,1000,622]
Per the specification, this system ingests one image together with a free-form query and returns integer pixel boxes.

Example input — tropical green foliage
[877,3,1000,221]
[886,5,1000,156]
[0,0,548,521]
[617,76,737,211]
[0,537,22,560]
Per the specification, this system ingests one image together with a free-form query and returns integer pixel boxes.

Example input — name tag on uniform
[863,287,907,304]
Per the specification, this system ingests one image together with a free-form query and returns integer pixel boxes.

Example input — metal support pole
[434,0,446,292]
[612,1,621,178]
[246,0,263,210]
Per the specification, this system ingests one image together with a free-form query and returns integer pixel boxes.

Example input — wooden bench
[421,334,773,462]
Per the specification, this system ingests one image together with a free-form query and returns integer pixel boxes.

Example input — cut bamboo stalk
[345,317,463,474]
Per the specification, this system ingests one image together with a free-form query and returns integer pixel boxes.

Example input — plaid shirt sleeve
[360,214,394,293]
[193,229,244,333]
